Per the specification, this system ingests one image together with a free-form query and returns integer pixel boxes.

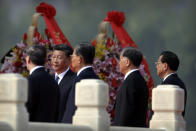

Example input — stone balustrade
[73,79,110,131]
[28,122,93,131]
[0,73,186,131]
[0,74,28,131]
[150,85,186,131]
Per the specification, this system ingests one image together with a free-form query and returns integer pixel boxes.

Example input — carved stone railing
[0,74,28,131]
[0,73,186,131]
[73,79,110,131]
[150,85,186,131]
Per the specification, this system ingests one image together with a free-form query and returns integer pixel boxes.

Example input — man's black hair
[122,47,143,67]
[26,45,46,65]
[53,44,73,57]
[75,42,95,64]
[160,51,179,71]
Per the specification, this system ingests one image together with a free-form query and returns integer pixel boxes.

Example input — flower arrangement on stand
[0,28,55,76]
[0,2,72,76]
[92,36,124,123]
[92,11,154,124]
[92,31,153,124]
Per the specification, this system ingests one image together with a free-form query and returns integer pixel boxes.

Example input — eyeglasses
[155,62,162,65]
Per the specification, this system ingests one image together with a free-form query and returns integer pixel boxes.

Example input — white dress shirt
[77,66,92,76]
[124,69,139,80]
[29,66,44,75]
[163,72,176,81]
[55,67,70,85]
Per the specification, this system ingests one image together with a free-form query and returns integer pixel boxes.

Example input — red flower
[36,2,56,18]
[18,53,23,59]
[111,78,119,88]
[45,28,51,39]
[91,40,97,47]
[111,57,117,67]
[105,10,125,26]
[101,71,109,77]
[106,38,115,48]
[111,109,115,118]
[23,33,27,41]
[34,31,39,37]
[42,40,48,44]
[34,31,42,41]
[14,61,22,67]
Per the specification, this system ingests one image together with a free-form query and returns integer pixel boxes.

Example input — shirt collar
[77,66,92,76]
[55,67,70,84]
[30,66,44,75]
[124,69,139,80]
[163,72,176,81]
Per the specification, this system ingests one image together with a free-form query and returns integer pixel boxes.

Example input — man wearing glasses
[155,51,187,116]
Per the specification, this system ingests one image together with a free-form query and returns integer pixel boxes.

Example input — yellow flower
[95,42,107,60]
[22,70,29,77]
[13,48,18,54]
[98,73,106,81]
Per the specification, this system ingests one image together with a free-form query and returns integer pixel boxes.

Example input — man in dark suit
[156,51,187,116]
[114,47,149,127]
[51,44,76,122]
[62,42,99,123]
[25,45,58,122]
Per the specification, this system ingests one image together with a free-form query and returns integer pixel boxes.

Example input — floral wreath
[92,11,154,123]
[0,28,55,76]
[0,2,71,76]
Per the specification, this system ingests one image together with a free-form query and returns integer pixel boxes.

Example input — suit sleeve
[118,80,136,125]
[26,76,39,115]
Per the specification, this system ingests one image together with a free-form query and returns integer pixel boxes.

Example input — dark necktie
[55,76,59,84]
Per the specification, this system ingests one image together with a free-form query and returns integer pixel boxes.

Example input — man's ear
[25,56,31,71]
[78,56,83,64]
[124,58,130,67]
[163,63,168,71]
[26,56,31,64]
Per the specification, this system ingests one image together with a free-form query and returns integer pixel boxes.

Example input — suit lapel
[59,69,74,87]
[59,70,69,87]
[117,70,140,97]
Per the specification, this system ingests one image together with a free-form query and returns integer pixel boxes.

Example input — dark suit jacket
[26,67,59,122]
[62,67,99,123]
[57,69,76,122]
[162,73,187,116]
[114,70,149,127]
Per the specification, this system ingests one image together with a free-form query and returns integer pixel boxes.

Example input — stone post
[73,79,110,131]
[150,85,186,131]
[0,73,28,131]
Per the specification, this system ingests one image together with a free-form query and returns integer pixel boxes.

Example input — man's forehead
[158,55,163,60]
[120,55,128,61]
[53,50,66,56]
[53,50,64,53]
